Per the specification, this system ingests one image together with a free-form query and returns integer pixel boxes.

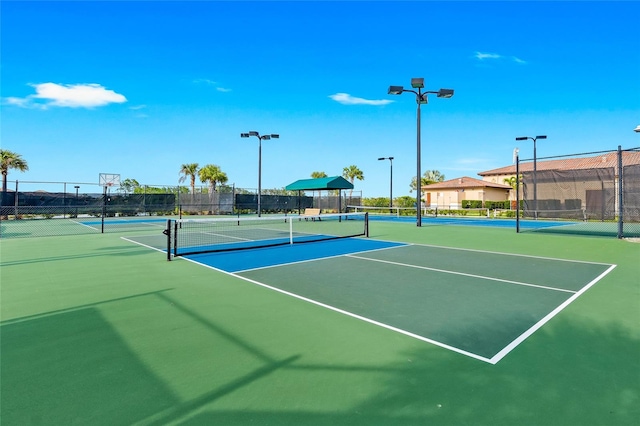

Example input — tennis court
[169,237,614,364]
[1,216,638,425]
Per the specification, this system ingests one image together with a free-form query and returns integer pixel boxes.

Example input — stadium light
[388,78,454,226]
[378,157,394,208]
[515,135,547,219]
[240,131,280,217]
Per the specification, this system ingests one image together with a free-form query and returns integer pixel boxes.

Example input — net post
[289,217,293,244]
[173,220,178,256]
[164,219,172,261]
[365,212,369,237]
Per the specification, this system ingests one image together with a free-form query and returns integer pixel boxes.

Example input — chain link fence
[516,146,640,238]
[0,180,361,238]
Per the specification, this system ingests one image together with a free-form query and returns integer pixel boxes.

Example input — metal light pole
[240,131,279,216]
[388,78,454,226]
[515,135,547,219]
[378,157,394,208]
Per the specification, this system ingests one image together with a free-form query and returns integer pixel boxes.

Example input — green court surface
[1,222,639,425]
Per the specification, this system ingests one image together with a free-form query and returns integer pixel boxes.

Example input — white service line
[346,254,578,294]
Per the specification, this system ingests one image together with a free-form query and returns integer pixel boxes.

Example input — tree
[342,165,364,198]
[409,170,445,193]
[1,149,29,192]
[179,163,200,194]
[310,171,327,200]
[198,164,228,194]
[503,176,521,205]
[503,176,518,190]
[120,178,140,194]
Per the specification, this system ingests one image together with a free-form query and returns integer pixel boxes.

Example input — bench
[301,208,321,220]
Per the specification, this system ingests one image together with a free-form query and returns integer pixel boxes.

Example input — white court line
[489,263,617,364]
[234,244,405,274]
[391,242,614,266]
[346,254,577,294]
[200,231,253,242]
[120,236,166,254]
[69,219,101,231]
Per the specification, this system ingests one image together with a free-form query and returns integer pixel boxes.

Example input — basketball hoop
[99,173,121,188]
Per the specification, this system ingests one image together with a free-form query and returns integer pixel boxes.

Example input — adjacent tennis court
[1,217,638,425]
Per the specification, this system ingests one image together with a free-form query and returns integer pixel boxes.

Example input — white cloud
[4,83,127,109]
[329,93,393,106]
[194,78,231,92]
[475,52,502,60]
[475,51,527,64]
[4,97,30,107]
[193,78,217,85]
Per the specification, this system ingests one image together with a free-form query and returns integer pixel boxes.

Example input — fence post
[618,145,623,239]
[516,156,520,233]
[101,185,106,233]
[14,180,19,218]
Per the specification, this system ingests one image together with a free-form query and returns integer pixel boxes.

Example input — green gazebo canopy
[285,176,353,191]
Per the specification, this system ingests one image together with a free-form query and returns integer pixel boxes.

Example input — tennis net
[165,212,368,259]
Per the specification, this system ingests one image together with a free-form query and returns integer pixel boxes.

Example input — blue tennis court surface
[79,218,167,226]
[185,238,406,273]
[368,215,572,229]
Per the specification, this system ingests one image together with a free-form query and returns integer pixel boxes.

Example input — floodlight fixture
[411,78,425,88]
[262,135,271,140]
[437,88,454,98]
[270,134,280,139]
[240,133,250,138]
[419,94,428,104]
[388,86,404,95]
[249,131,259,136]
[515,137,528,141]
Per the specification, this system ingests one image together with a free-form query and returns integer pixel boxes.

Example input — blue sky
[2,0,639,197]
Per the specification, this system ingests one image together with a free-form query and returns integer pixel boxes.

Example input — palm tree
[410,170,445,192]
[199,164,228,193]
[503,176,518,190]
[503,175,521,207]
[198,164,228,214]
[424,170,445,185]
[342,165,364,199]
[179,163,200,194]
[1,149,29,192]
[310,171,327,201]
